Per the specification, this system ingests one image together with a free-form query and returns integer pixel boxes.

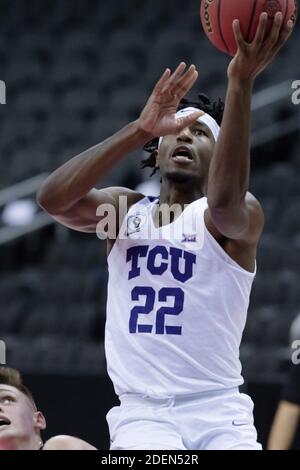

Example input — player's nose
[176,128,193,143]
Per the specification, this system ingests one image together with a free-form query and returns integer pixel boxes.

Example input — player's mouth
[171,145,194,164]
[0,416,11,428]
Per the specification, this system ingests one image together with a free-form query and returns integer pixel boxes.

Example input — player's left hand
[138,63,202,138]
[227,11,294,85]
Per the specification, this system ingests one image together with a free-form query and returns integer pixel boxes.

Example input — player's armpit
[205,192,264,246]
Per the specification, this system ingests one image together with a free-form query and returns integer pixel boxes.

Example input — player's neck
[159,181,205,207]
[0,434,41,450]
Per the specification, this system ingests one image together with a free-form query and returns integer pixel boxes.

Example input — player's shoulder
[245,191,262,205]
[43,435,97,450]
[236,191,264,247]
[245,191,264,219]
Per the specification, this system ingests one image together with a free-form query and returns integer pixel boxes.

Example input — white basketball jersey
[105,196,255,398]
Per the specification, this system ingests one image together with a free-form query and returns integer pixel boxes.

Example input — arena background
[0,0,300,449]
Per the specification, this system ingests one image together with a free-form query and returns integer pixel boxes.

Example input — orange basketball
[200,0,297,55]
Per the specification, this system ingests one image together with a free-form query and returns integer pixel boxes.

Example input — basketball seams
[218,0,230,54]
[201,0,294,56]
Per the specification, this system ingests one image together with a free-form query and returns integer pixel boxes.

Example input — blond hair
[0,367,36,409]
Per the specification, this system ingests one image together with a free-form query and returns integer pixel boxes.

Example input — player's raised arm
[36,123,151,233]
[37,63,200,234]
[206,12,294,244]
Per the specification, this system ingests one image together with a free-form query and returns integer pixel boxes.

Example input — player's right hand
[228,12,294,85]
[138,62,202,138]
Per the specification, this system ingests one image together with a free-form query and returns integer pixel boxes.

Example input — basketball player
[37,13,294,449]
[0,367,96,450]
[268,314,300,450]
[268,364,300,450]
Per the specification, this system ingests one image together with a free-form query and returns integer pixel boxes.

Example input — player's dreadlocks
[141,94,224,176]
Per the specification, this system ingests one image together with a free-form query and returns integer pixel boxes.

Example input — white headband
[158,106,220,147]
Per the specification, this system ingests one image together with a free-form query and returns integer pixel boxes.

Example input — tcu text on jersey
[127,245,196,282]
[127,245,196,336]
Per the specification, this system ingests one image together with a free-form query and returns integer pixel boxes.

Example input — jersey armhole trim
[203,223,257,277]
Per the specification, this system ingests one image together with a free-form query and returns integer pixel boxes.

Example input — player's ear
[34,411,47,431]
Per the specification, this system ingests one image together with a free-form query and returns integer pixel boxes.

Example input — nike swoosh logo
[232,420,249,427]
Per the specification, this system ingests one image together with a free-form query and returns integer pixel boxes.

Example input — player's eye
[195,129,207,137]
[0,396,15,404]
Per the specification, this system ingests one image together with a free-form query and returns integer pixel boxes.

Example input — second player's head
[0,367,46,450]
[142,94,224,193]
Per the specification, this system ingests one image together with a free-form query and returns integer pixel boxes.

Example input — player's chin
[165,169,199,184]
[0,427,14,439]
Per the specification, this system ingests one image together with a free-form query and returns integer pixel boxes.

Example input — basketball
[200,0,298,55]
